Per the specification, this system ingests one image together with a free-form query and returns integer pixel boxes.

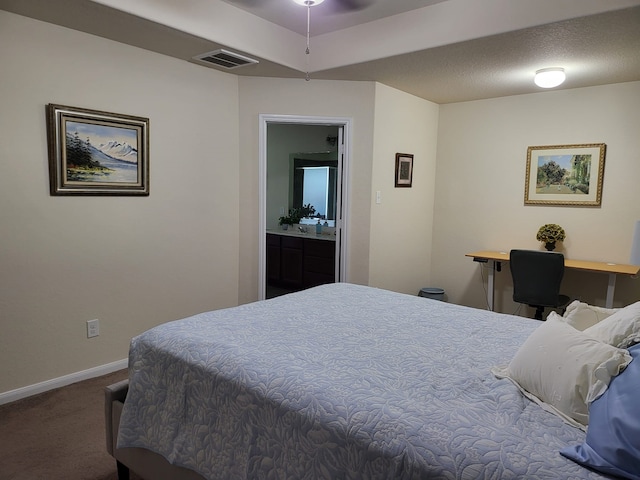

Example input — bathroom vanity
[266,230,336,295]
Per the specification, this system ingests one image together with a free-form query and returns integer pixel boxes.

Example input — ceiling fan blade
[223,0,262,6]
[333,0,375,12]
[224,0,374,12]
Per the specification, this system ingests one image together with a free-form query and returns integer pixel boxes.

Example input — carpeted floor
[0,369,142,480]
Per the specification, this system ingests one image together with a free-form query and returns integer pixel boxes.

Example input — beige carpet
[0,369,141,480]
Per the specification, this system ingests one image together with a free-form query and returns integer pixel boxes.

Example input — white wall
[433,82,640,314]
[0,11,240,393]
[368,84,440,294]
[237,77,377,303]
[236,79,441,302]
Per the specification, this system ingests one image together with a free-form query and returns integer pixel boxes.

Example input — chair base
[529,294,571,321]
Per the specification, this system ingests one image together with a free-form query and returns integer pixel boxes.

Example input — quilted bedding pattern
[118,283,605,479]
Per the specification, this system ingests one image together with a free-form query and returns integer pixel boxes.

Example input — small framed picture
[395,153,413,188]
[524,143,605,206]
[46,104,149,195]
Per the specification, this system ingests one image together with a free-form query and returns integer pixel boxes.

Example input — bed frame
[105,380,205,480]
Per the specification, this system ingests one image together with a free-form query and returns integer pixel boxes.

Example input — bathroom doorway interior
[258,115,350,300]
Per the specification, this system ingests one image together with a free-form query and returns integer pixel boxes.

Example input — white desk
[466,250,640,311]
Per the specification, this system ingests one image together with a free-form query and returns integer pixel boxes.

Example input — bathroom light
[292,0,325,5]
[534,68,566,88]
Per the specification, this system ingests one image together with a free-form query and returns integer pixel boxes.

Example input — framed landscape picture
[524,143,606,206]
[46,104,149,195]
[395,153,413,188]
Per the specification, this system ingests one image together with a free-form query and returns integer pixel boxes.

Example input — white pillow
[561,300,619,331]
[492,314,631,428]
[584,301,640,348]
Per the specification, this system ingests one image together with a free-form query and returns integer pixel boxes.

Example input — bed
[106,282,620,480]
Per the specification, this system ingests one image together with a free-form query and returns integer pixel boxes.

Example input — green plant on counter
[278,204,316,226]
[278,213,296,226]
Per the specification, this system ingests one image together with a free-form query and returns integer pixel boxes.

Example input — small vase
[544,241,556,251]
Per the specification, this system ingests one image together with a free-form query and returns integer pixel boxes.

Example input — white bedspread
[118,283,604,479]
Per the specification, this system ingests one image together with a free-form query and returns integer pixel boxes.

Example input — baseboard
[0,358,128,406]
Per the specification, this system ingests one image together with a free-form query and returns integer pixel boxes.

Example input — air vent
[192,49,259,70]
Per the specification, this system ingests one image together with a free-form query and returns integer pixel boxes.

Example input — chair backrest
[510,249,565,307]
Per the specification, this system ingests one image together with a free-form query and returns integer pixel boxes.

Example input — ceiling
[1,0,639,104]
[217,0,450,36]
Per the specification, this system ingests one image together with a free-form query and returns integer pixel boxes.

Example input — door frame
[258,114,352,300]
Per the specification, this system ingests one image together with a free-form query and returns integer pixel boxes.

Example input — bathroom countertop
[267,229,336,241]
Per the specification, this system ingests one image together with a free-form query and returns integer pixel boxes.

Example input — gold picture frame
[46,104,149,196]
[524,143,606,206]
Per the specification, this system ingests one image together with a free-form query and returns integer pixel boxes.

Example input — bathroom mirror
[292,157,338,225]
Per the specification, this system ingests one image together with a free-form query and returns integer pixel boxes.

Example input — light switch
[376,191,381,204]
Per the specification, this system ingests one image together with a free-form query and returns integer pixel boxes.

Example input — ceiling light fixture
[292,0,325,81]
[534,68,566,88]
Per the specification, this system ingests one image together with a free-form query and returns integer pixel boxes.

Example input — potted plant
[278,213,295,230]
[536,223,566,251]
[299,203,316,219]
[278,204,316,230]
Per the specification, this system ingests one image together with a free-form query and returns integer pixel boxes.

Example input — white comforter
[118,283,604,479]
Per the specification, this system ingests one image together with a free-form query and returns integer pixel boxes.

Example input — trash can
[418,287,445,301]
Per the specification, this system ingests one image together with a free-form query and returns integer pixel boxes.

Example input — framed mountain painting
[46,104,149,195]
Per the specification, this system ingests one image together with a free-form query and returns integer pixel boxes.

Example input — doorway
[258,115,351,300]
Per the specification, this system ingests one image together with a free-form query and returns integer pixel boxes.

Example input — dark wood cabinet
[267,233,335,292]
[281,236,304,286]
[266,233,281,284]
[303,238,335,287]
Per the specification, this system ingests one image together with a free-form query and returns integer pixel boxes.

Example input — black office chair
[509,249,571,320]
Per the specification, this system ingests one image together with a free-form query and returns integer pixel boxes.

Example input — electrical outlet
[87,319,99,338]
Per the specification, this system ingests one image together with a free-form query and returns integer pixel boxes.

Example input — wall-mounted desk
[466,250,640,311]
